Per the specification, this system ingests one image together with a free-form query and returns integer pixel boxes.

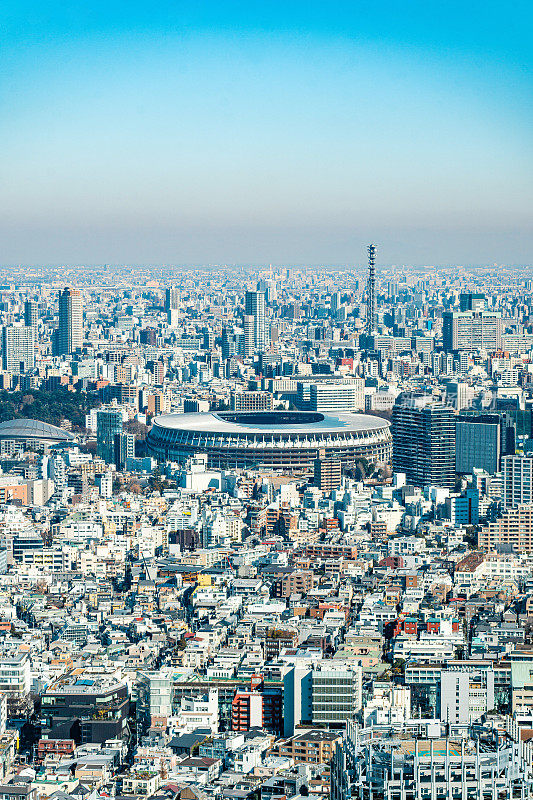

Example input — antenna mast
[366,243,377,334]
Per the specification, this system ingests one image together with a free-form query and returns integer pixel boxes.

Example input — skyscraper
[96,409,124,464]
[24,300,38,328]
[392,393,456,488]
[221,326,236,361]
[243,315,255,358]
[2,326,35,374]
[165,287,180,327]
[165,286,180,312]
[245,290,268,352]
[57,288,83,356]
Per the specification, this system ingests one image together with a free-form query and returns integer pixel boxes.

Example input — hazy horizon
[1,1,532,265]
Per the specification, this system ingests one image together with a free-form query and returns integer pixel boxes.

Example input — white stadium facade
[147,410,391,472]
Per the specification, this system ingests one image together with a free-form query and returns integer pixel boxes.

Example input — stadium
[147,410,391,472]
[0,419,76,452]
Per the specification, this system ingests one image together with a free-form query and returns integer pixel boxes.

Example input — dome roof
[0,418,76,441]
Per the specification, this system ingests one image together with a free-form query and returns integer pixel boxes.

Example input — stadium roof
[0,418,76,441]
[152,410,389,435]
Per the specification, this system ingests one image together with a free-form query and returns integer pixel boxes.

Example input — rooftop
[0,419,75,442]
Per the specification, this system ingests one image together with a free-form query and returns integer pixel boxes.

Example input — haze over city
[1,1,532,265]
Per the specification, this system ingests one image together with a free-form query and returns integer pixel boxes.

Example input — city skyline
[1,1,531,265]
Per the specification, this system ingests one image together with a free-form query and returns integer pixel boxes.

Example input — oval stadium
[147,410,391,472]
[0,418,76,450]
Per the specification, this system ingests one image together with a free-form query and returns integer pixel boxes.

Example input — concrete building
[24,300,38,328]
[96,409,124,465]
[443,310,502,352]
[502,455,533,509]
[314,449,342,491]
[332,721,533,800]
[231,390,274,412]
[456,414,502,475]
[392,394,456,488]
[245,290,268,353]
[440,668,494,723]
[283,664,362,736]
[56,287,83,356]
[479,505,533,553]
[309,380,365,413]
[2,326,35,373]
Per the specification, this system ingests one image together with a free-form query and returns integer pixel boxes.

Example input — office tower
[330,292,341,315]
[96,409,124,464]
[57,287,83,355]
[24,300,38,328]
[166,287,180,327]
[387,280,397,300]
[314,449,342,491]
[163,289,178,327]
[502,455,533,509]
[2,326,35,374]
[309,380,365,413]
[446,381,474,410]
[456,414,501,475]
[459,292,486,312]
[366,243,376,334]
[257,278,277,304]
[165,286,180,312]
[245,290,268,352]
[392,394,456,488]
[221,327,236,361]
[442,310,502,352]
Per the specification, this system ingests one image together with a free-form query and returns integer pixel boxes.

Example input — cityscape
[1,3,533,800]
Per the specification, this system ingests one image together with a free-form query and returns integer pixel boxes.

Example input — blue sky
[1,1,532,266]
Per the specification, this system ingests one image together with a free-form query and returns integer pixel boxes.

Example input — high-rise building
[456,414,502,475]
[166,287,180,327]
[243,315,255,358]
[57,287,83,356]
[221,327,236,361]
[314,449,342,491]
[96,409,124,464]
[392,394,456,488]
[442,310,502,352]
[114,431,135,470]
[459,292,486,312]
[330,291,341,315]
[502,455,533,509]
[2,326,35,374]
[165,286,180,311]
[440,668,494,724]
[245,290,268,352]
[24,300,38,328]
